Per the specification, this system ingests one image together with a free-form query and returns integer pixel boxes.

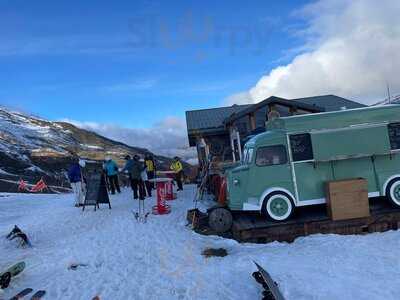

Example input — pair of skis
[133,199,150,223]
[6,288,45,300]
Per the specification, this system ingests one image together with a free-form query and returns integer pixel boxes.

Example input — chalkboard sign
[289,133,314,161]
[388,122,400,150]
[82,163,111,211]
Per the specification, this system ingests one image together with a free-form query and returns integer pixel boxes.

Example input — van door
[289,133,333,204]
[247,144,293,203]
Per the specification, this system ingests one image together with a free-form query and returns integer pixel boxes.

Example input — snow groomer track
[188,199,400,243]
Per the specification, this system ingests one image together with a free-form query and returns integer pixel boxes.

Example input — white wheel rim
[390,181,400,206]
[266,194,292,221]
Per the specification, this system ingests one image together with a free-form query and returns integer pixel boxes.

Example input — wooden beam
[249,113,256,130]
[289,106,298,115]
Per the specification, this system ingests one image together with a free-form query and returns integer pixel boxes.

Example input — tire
[208,207,233,233]
[262,191,294,221]
[386,178,400,207]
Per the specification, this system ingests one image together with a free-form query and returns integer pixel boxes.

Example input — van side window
[256,145,287,166]
[388,123,400,150]
[289,133,314,161]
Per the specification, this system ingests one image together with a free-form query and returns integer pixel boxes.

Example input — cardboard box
[326,178,370,221]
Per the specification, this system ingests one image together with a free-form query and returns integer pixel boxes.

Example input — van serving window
[256,145,287,166]
[388,123,400,150]
[289,133,314,161]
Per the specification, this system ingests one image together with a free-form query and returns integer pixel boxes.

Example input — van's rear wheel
[208,207,233,233]
[262,192,294,221]
[386,178,400,207]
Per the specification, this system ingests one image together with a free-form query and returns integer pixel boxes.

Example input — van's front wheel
[386,178,400,207]
[262,192,294,221]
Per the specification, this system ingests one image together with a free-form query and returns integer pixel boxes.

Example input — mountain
[0,107,194,192]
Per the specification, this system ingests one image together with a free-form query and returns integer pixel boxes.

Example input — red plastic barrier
[152,179,171,215]
[165,180,177,201]
[18,179,28,192]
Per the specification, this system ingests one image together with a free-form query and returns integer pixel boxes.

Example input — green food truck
[224,105,400,222]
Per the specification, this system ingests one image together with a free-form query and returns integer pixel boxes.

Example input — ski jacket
[170,160,183,173]
[68,163,82,183]
[145,159,155,172]
[122,159,144,180]
[104,160,118,176]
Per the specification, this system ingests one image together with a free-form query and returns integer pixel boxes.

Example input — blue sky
[0,0,310,128]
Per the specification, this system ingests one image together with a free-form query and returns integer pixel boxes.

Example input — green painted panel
[265,105,400,134]
[311,125,390,161]
[227,166,250,210]
[247,163,293,199]
[374,153,400,193]
[295,162,333,201]
[332,157,378,193]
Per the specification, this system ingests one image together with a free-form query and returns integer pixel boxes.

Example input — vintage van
[225,105,400,221]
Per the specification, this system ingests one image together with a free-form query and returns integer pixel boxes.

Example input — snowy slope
[0,185,399,300]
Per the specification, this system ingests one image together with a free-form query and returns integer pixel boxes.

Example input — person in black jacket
[122,154,145,200]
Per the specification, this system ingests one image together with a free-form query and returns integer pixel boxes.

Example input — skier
[144,154,156,189]
[141,158,152,197]
[122,154,145,200]
[67,158,86,207]
[104,157,121,195]
[170,156,183,191]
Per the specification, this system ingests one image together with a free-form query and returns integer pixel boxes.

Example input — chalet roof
[292,94,367,112]
[185,104,251,133]
[223,96,325,125]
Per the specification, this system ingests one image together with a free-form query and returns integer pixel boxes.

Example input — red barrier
[165,180,177,201]
[152,179,171,215]
[18,179,28,192]
[30,178,47,193]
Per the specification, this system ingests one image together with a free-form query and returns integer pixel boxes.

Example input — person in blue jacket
[67,158,86,207]
[104,156,121,194]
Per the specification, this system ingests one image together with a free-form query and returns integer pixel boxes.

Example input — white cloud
[63,117,198,165]
[227,0,400,105]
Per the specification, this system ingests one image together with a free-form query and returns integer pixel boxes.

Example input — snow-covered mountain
[0,107,193,192]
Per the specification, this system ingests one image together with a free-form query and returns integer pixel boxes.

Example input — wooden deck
[187,198,400,243]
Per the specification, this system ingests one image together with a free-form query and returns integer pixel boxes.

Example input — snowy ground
[1,185,399,300]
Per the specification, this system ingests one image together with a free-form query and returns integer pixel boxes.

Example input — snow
[0,168,14,176]
[1,185,399,300]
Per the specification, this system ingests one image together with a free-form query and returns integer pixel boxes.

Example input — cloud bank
[64,117,198,165]
[227,0,400,105]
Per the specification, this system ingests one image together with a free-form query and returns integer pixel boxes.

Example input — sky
[0,0,399,162]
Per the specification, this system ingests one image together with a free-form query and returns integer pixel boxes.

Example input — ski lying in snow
[30,290,46,299]
[0,262,25,289]
[0,272,11,289]
[8,288,33,300]
[253,261,285,300]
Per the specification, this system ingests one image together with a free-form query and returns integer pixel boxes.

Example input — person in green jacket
[122,154,145,200]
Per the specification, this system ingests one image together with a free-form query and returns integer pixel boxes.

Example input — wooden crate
[326,178,370,221]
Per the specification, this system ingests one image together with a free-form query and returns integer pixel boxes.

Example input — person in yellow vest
[145,154,156,189]
[170,156,183,191]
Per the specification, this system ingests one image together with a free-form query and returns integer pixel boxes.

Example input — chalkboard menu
[289,133,314,161]
[388,122,400,150]
[83,163,111,211]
